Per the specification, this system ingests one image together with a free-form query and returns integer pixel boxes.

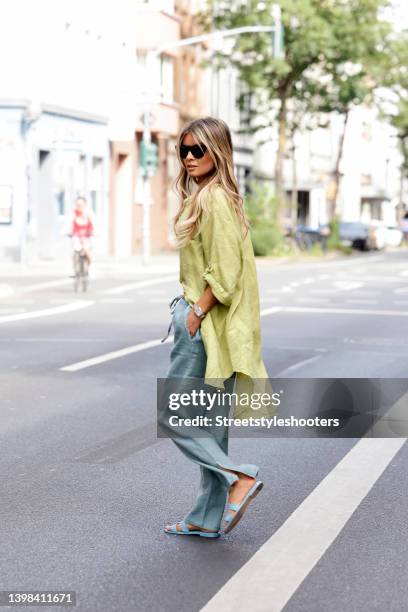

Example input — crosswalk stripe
[200,435,406,612]
[283,306,408,316]
[0,300,94,324]
[60,336,173,371]
[60,303,408,372]
[102,275,178,295]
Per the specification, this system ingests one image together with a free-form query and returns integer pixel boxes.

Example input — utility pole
[140,8,284,265]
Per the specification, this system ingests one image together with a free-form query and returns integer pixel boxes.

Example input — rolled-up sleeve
[200,189,243,306]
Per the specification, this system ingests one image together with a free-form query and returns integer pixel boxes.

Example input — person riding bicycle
[66,196,95,274]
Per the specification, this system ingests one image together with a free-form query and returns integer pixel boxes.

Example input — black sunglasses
[176,143,208,159]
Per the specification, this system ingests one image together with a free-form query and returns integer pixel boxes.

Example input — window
[55,190,65,216]
[90,157,103,215]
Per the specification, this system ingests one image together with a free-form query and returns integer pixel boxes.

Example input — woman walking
[160,117,271,538]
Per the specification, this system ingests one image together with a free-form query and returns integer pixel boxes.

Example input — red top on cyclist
[68,197,95,239]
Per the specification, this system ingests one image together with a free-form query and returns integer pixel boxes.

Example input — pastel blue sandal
[222,480,264,534]
[164,520,220,538]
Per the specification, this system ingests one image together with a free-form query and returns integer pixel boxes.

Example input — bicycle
[73,244,90,293]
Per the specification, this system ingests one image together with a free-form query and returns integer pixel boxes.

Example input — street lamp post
[140,8,284,265]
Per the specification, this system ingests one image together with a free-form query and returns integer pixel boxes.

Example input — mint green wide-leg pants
[160,296,259,531]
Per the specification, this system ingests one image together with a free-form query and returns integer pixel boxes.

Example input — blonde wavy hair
[172,117,250,248]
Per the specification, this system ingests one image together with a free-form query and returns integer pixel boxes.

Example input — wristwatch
[193,303,206,319]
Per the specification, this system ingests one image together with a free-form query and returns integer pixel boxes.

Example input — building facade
[254,105,404,229]
[0,101,109,263]
[1,0,404,263]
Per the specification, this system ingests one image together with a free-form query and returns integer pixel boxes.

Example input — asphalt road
[0,249,407,612]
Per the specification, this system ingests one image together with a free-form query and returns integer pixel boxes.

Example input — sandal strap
[226,503,240,511]
[178,520,190,533]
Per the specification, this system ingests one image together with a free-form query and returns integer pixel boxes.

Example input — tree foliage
[198,0,393,219]
[377,32,408,179]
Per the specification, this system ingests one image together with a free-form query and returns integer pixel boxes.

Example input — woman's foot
[164,522,218,534]
[224,474,257,522]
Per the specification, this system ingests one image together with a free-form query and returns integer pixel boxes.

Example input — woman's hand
[186,310,202,337]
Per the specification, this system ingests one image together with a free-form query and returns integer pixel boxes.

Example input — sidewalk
[0,246,404,279]
[0,253,180,278]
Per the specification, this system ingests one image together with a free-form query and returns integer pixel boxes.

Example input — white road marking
[49,298,81,304]
[147,297,173,303]
[309,288,345,294]
[102,275,178,295]
[344,299,377,305]
[15,279,73,293]
[282,305,408,317]
[200,436,406,612]
[394,287,408,294]
[12,338,114,343]
[337,291,379,297]
[353,267,368,274]
[348,275,408,283]
[61,308,282,371]
[332,281,363,291]
[0,299,35,304]
[60,336,173,371]
[295,297,330,303]
[259,254,385,272]
[141,287,167,295]
[99,298,135,304]
[0,300,94,324]
[260,307,283,317]
[0,308,26,314]
[274,354,323,376]
[309,287,377,296]
[60,303,408,372]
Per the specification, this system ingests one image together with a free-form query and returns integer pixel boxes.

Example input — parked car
[368,220,387,250]
[366,221,403,249]
[384,225,403,247]
[339,221,375,251]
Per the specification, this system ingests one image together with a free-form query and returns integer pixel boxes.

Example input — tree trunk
[291,134,298,230]
[329,110,350,220]
[398,161,405,221]
[275,96,288,227]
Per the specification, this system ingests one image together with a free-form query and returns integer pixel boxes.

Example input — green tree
[199,0,392,222]
[244,181,283,255]
[377,32,408,217]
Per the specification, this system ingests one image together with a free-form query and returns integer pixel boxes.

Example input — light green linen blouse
[178,185,276,419]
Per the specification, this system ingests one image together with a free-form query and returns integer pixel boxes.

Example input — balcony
[135,7,181,54]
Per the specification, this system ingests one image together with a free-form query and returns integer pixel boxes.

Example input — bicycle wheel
[79,254,88,292]
[73,252,81,292]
